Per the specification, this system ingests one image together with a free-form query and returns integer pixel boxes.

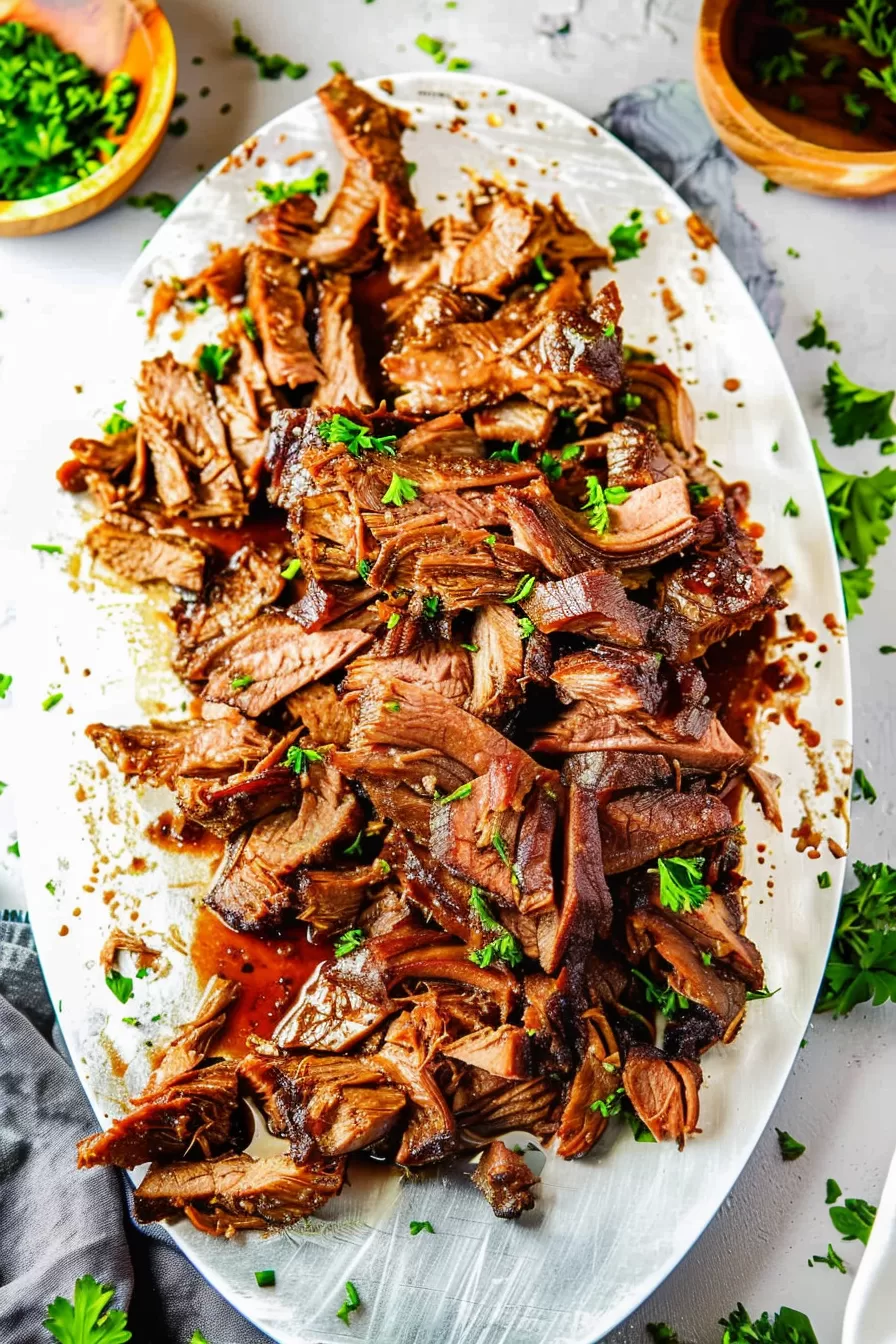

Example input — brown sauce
[145,810,223,859]
[191,907,327,1055]
[178,512,291,561]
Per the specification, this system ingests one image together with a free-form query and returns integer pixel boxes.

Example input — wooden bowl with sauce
[0,0,176,236]
[695,0,896,196]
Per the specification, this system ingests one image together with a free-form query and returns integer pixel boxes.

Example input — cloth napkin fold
[0,79,780,1344]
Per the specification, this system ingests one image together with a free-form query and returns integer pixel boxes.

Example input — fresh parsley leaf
[841,1,896,58]
[42,692,63,711]
[881,643,896,652]
[829,1195,877,1244]
[230,674,253,690]
[631,967,689,1017]
[842,566,874,620]
[281,557,302,580]
[469,930,523,969]
[622,391,642,411]
[756,48,808,83]
[489,440,522,462]
[127,192,177,218]
[320,415,395,457]
[776,1128,806,1161]
[646,1327,682,1344]
[415,33,444,57]
[797,311,841,353]
[655,855,710,914]
[608,208,646,262]
[852,767,877,803]
[518,616,536,638]
[808,1243,847,1272]
[539,451,562,480]
[198,344,234,382]
[821,54,847,80]
[0,673,12,699]
[336,1280,361,1324]
[386,612,401,630]
[783,497,800,517]
[421,595,440,619]
[381,473,418,507]
[333,928,365,958]
[719,1303,818,1344]
[239,306,258,340]
[589,1086,625,1117]
[409,1219,435,1235]
[254,1268,276,1287]
[532,252,556,291]
[357,559,372,583]
[43,1274,132,1344]
[816,859,896,1015]
[101,401,134,436]
[859,56,896,103]
[814,442,896,566]
[121,1015,139,1026]
[7,841,19,857]
[823,363,896,445]
[437,782,473,804]
[255,169,328,203]
[844,89,872,128]
[343,831,364,857]
[505,573,536,604]
[826,1178,842,1204]
[818,871,832,889]
[469,886,504,931]
[285,744,322,775]
[232,21,308,79]
[492,834,512,868]
[627,1112,656,1142]
[105,970,133,1005]
[447,57,472,70]
[32,542,64,555]
[746,985,780,1001]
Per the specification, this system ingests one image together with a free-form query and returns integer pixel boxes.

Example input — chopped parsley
[447,57,472,71]
[336,1280,361,1324]
[756,48,808,84]
[823,363,896,445]
[539,452,562,480]
[232,21,308,79]
[230,674,254,690]
[461,642,478,652]
[31,543,63,554]
[285,744,322,775]
[505,573,536,604]
[826,1177,842,1204]
[343,831,364,857]
[254,1268,276,1287]
[746,985,779,1001]
[655,855,710,913]
[589,1086,625,1117]
[105,970,133,1005]
[821,54,847,80]
[843,90,872,128]
[45,879,55,894]
[814,442,895,567]
[518,616,536,638]
[43,1274,132,1344]
[409,1219,435,1235]
[102,401,134,435]
[0,24,138,200]
[808,1243,847,1272]
[281,558,302,580]
[415,33,445,59]
[646,1327,681,1344]
[532,252,556,291]
[255,169,329,202]
[421,595,441,619]
[689,482,710,504]
[776,1128,806,1161]
[852,767,877,803]
[608,208,646,262]
[582,476,629,533]
[622,391,642,411]
[816,859,896,1016]
[357,559,372,582]
[842,564,875,619]
[829,1195,877,1244]
[627,1113,656,1142]
[239,306,258,340]
[797,311,841,353]
[127,192,177,218]
[385,700,401,712]
[469,930,523,969]
[121,1016,139,1026]
[881,644,896,652]
[469,886,503,930]
[329,61,345,74]
[783,497,800,517]
[818,871,832,889]
[42,692,63,711]
[492,834,512,868]
[437,782,473,804]
[7,841,19,857]
[333,928,365,958]
[198,344,235,382]
[319,415,397,459]
[631,967,689,1017]
[489,440,522,462]
[719,1303,818,1343]
[386,612,401,630]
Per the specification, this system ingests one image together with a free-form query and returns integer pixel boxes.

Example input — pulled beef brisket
[71,73,784,1231]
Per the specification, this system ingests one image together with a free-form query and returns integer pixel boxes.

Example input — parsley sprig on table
[719,1303,818,1343]
[814,441,895,618]
[43,1274,132,1343]
[829,1193,877,1243]
[0,22,138,201]
[816,859,896,1015]
[232,20,308,80]
[796,311,840,353]
[823,363,896,445]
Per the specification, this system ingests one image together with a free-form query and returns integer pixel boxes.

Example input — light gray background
[0,2,893,1341]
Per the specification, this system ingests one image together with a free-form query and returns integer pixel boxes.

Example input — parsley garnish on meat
[469,931,523,969]
[386,612,401,629]
[102,402,134,435]
[105,970,133,1005]
[421,595,441,619]
[776,1128,806,1160]
[631,967,689,1017]
[627,1113,657,1142]
[608,209,646,262]
[518,616,536,638]
[336,1280,361,1324]
[437,782,473,804]
[826,1177,842,1204]
[816,859,896,1016]
[843,90,872,128]
[281,558,302,580]
[589,1086,625,1117]
[0,24,138,201]
[127,192,177,219]
[343,831,364,857]
[797,311,841,353]
[333,929,365,958]
[489,440,522,462]
[539,451,562,480]
[285,744,322,776]
[230,674,253,690]
[319,415,397,458]
[232,20,308,79]
[655,855,710,913]
[409,1219,435,1235]
[808,1243,847,1272]
[719,1303,818,1344]
[505,574,536,604]
[198,344,234,382]
[469,886,502,929]
[43,1273,132,1343]
[829,1194,877,1243]
[532,253,556,291]
[814,443,895,567]
[255,169,329,203]
[823,363,896,444]
[357,559,372,582]
[582,476,629,533]
[689,482,710,504]
[852,767,877,802]
[239,306,258,341]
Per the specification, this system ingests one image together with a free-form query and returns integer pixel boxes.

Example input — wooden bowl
[695,0,896,197]
[0,0,176,236]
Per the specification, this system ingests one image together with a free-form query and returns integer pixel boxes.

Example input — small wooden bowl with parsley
[696,0,896,196]
[0,0,176,236]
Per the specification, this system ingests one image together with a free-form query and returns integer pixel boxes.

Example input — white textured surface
[0,3,894,1342]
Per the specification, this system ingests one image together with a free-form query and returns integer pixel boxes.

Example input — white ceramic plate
[13,73,852,1344]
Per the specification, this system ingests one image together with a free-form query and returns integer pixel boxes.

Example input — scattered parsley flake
[705,410,720,420]
[844,89,872,128]
[776,1128,806,1161]
[689,482,710,504]
[809,1243,847,1272]
[763,179,780,192]
[589,1086,625,1117]
[45,879,55,894]
[281,558,302,580]
[539,451,562,480]
[135,967,149,979]
[797,310,841,353]
[746,985,779,1001]
[385,700,401,712]
[447,57,471,70]
[461,642,478,652]
[823,363,896,445]
[622,391,642,411]
[881,644,896,653]
[415,33,444,57]
[631,966,689,1017]
[719,1303,818,1343]
[603,321,616,337]
[829,1195,877,1244]
[343,831,364,857]
[121,1015,139,1026]
[255,168,329,203]
[105,970,133,1005]
[421,595,440,620]
[336,1280,361,1325]
[230,674,253,690]
[101,401,134,436]
[240,306,258,340]
[826,1177,842,1204]
[757,48,808,84]
[852,767,877,803]
[627,1113,656,1142]
[285,744,323,776]
[532,252,556,291]
[357,559,372,582]
[518,615,536,638]
[386,612,401,630]
[821,54,847,80]
[8,841,19,857]
[409,1219,435,1235]
[198,344,234,382]
[469,930,523,969]
[505,573,536,604]
[783,497,800,517]
[437,782,473,804]
[127,192,177,219]
[232,21,308,79]
[608,208,646,262]
[818,871,832,889]
[254,1269,276,1288]
[32,543,64,554]
[489,440,522,462]
[42,692,63,711]
[334,928,365,958]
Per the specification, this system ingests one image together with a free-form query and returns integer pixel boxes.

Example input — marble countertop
[1,2,894,1340]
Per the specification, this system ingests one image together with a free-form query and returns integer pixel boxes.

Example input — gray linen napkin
[0,78,781,1344]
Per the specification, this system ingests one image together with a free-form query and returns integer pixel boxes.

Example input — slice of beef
[442,1026,531,1080]
[245,244,323,389]
[554,1012,621,1159]
[624,361,696,456]
[466,605,525,721]
[451,190,549,299]
[271,942,394,1052]
[603,419,677,489]
[337,451,540,513]
[181,246,245,307]
[86,709,274,790]
[342,641,473,708]
[392,412,484,460]
[307,157,380,270]
[312,273,375,407]
[533,703,749,773]
[594,476,697,565]
[316,72,427,264]
[644,886,764,990]
[543,194,611,272]
[471,1139,539,1219]
[255,192,319,259]
[628,907,747,1040]
[174,765,304,836]
[148,975,241,1090]
[294,862,388,935]
[497,477,611,577]
[473,398,556,447]
[200,612,373,716]
[452,1069,560,1141]
[600,788,734,875]
[133,1152,345,1227]
[521,570,648,645]
[206,760,362,932]
[77,1060,238,1169]
[387,285,489,354]
[536,761,612,975]
[386,829,479,942]
[284,682,354,746]
[173,545,285,670]
[86,519,206,592]
[58,428,137,491]
[622,1045,701,1147]
[746,764,782,831]
[412,542,539,612]
[288,577,375,633]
